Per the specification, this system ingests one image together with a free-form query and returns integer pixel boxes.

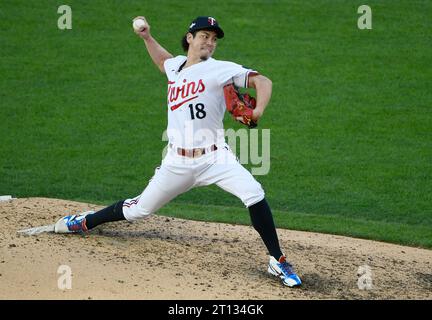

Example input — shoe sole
[18,224,55,235]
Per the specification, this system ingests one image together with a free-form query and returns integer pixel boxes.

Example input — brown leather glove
[223,83,257,128]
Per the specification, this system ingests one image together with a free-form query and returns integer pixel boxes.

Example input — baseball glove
[223,83,258,128]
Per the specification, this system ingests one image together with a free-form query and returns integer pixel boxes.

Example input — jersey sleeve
[216,61,259,88]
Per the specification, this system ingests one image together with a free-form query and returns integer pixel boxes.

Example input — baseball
[133,18,147,32]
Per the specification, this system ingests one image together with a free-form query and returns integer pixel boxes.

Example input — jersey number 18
[188,103,206,120]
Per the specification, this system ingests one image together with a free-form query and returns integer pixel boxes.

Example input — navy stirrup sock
[248,198,283,260]
[85,200,126,230]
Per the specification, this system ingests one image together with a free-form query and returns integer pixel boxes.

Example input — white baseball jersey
[164,55,257,148]
[122,56,264,221]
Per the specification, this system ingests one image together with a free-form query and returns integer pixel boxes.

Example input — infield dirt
[1,198,431,299]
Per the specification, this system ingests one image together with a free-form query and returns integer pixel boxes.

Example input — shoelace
[279,261,295,276]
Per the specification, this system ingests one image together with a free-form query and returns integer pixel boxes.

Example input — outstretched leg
[54,200,126,233]
[85,200,126,229]
[54,156,195,233]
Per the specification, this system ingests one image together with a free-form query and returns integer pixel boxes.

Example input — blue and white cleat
[54,211,94,234]
[268,255,302,287]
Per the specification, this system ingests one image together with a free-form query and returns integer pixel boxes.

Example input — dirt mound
[0,198,431,299]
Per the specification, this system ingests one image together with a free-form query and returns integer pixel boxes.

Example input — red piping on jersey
[170,95,198,111]
[246,71,259,87]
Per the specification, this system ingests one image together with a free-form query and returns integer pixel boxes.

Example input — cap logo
[189,22,196,29]
[208,17,216,26]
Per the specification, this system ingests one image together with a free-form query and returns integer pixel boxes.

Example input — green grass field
[1,1,431,247]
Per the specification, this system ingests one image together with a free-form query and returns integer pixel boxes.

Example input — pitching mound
[0,198,431,299]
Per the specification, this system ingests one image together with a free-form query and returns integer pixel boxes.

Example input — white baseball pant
[122,143,265,221]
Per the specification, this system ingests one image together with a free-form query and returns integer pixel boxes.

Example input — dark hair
[181,31,197,52]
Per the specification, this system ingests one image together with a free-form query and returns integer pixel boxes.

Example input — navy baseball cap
[188,16,224,38]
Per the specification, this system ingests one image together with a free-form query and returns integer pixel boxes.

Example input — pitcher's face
[187,30,218,60]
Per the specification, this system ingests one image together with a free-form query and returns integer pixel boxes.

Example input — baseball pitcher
[53,16,301,287]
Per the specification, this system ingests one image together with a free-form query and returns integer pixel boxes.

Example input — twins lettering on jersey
[168,79,206,111]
